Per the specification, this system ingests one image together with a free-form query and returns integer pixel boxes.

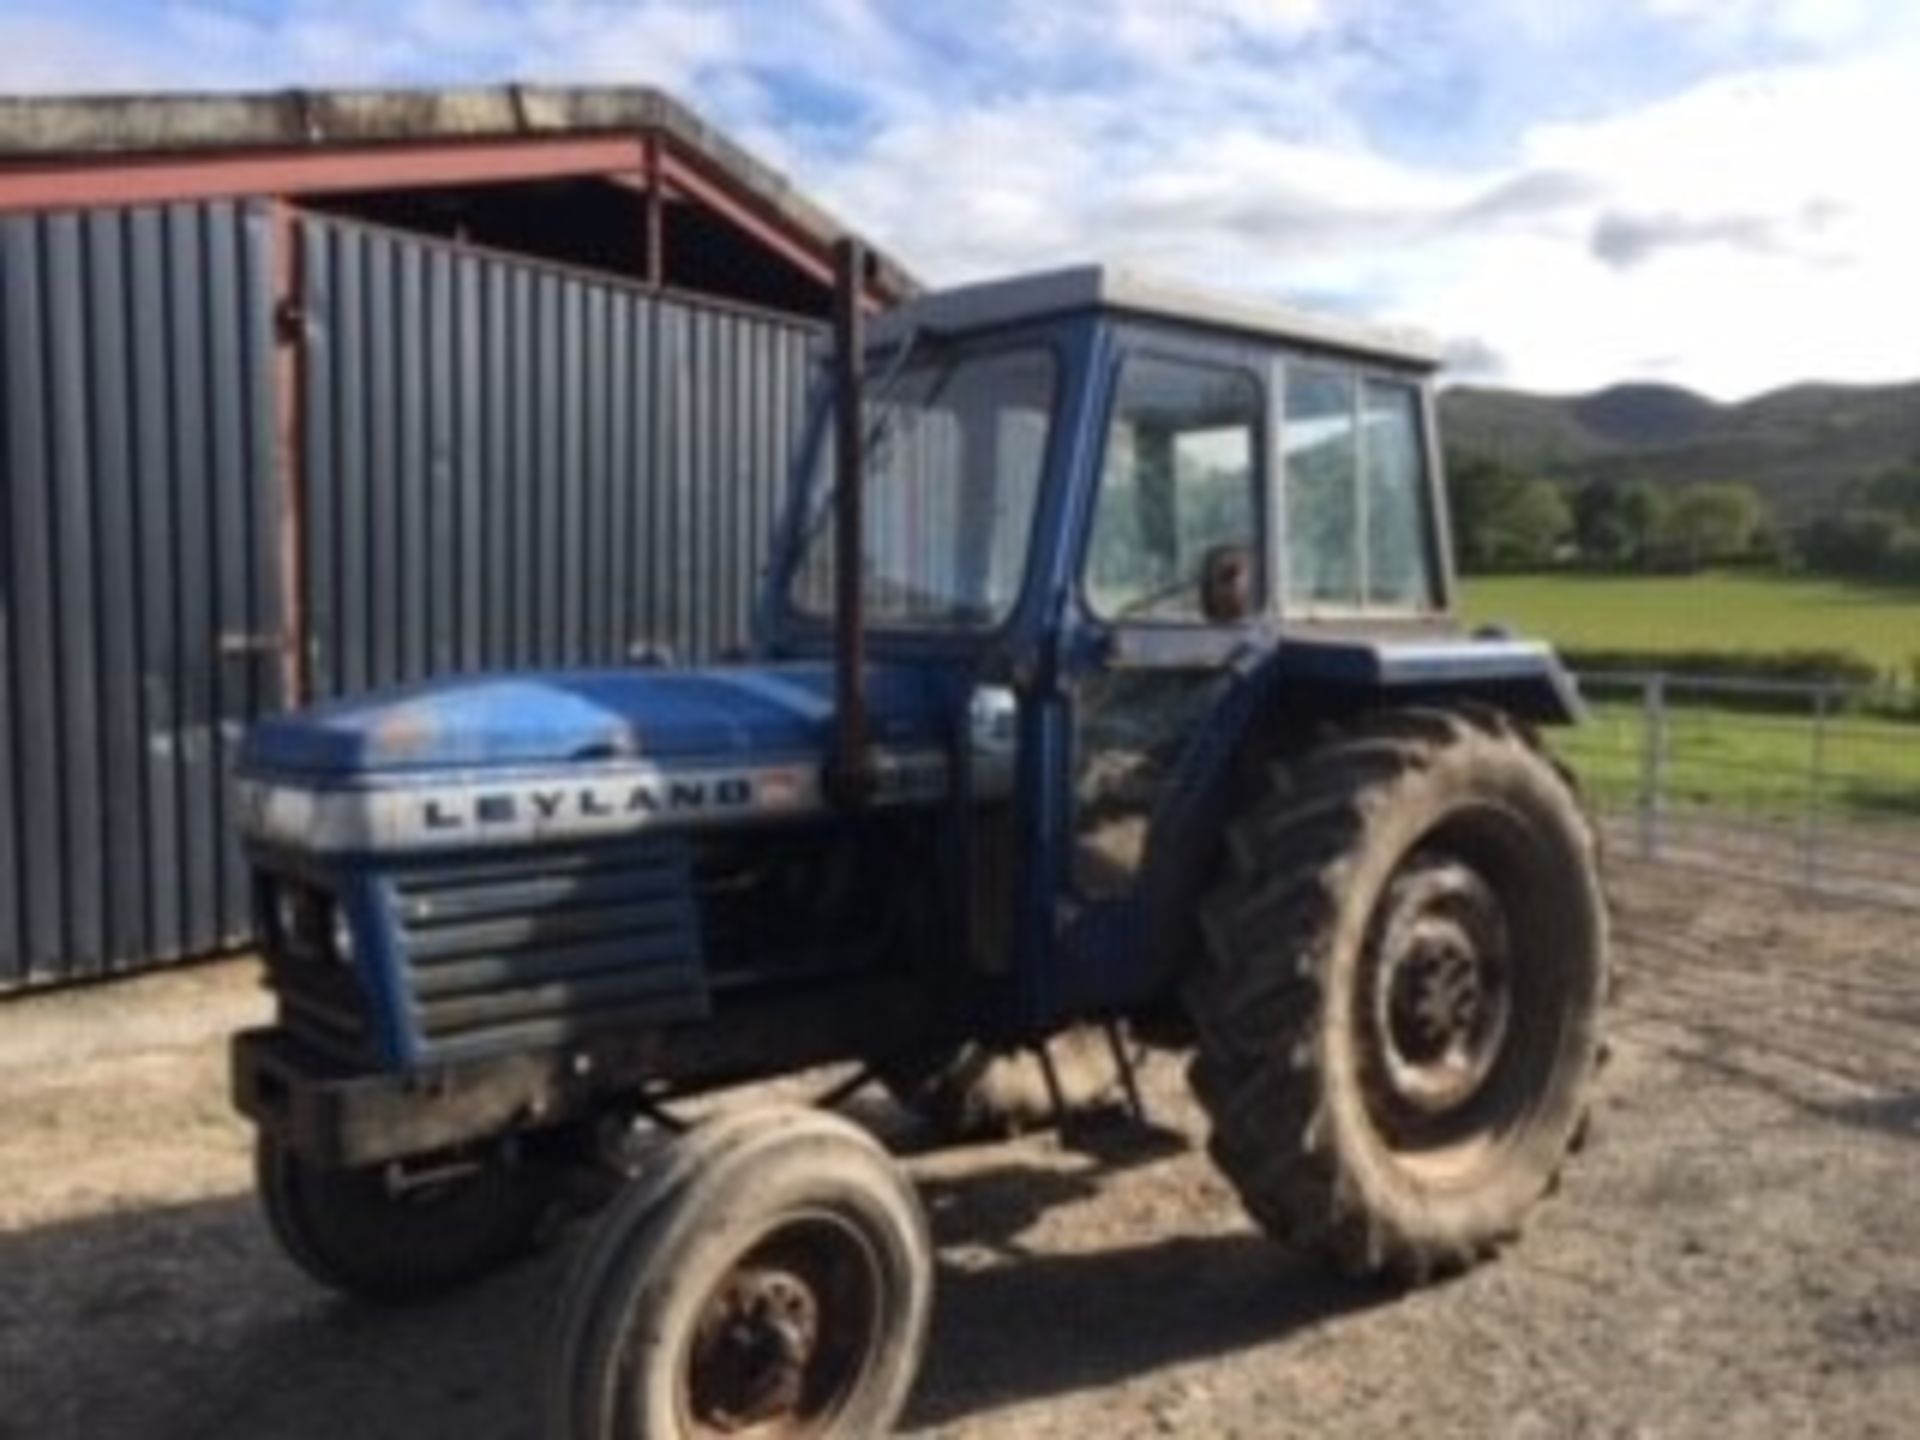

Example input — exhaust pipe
[828,237,875,807]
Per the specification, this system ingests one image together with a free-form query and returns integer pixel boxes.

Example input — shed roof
[0,84,916,297]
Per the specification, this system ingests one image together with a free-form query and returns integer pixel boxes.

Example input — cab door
[1067,333,1275,909]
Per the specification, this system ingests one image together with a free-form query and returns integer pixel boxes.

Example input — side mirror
[1200,544,1255,624]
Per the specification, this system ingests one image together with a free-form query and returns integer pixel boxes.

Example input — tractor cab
[766,264,1467,671]
[758,264,1579,1015]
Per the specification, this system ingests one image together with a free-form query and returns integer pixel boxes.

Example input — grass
[1454,568,1920,839]
[1554,688,1920,822]
[1461,569,1920,676]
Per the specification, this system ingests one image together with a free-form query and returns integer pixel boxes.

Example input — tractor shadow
[0,1135,1392,1440]
[904,1153,1391,1430]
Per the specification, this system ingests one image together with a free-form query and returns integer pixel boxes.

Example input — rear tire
[256,1136,552,1304]
[547,1107,933,1440]
[1185,707,1607,1281]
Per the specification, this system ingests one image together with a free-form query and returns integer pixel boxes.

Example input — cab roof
[873,265,1442,369]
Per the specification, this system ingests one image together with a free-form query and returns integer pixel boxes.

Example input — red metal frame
[0,128,898,298]
[643,133,666,288]
[269,200,308,707]
[657,148,834,289]
[656,146,895,305]
[0,134,649,214]
[0,129,899,306]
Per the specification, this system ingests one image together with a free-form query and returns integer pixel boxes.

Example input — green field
[1553,690,1920,824]
[1459,569,1920,824]
[1462,570,1920,674]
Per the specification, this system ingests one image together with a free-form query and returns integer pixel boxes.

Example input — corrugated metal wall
[0,207,823,991]
[298,216,818,696]
[0,201,283,989]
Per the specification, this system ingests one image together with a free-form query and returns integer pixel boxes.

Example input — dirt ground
[2,861,1917,1440]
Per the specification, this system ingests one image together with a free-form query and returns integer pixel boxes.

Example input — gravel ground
[2,861,1916,1439]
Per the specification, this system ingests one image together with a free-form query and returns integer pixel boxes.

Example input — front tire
[256,1136,553,1304]
[548,1107,933,1440]
[1186,707,1607,1281]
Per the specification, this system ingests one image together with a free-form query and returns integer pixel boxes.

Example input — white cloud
[1639,0,1882,49]
[0,17,181,91]
[783,26,1920,398]
[518,3,743,90]
[1010,0,1326,67]
[1472,54,1920,395]
[0,0,1915,397]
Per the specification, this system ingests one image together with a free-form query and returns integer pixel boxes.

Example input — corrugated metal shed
[0,201,281,986]
[0,86,890,992]
[298,214,815,695]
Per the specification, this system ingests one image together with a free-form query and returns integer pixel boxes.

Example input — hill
[1440,378,1920,519]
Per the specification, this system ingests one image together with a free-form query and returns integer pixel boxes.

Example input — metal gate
[296,215,817,697]
[0,201,284,988]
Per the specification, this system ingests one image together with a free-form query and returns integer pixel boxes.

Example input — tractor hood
[240,662,953,781]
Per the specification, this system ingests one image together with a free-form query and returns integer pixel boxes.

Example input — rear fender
[1259,634,1584,727]
[1129,635,1582,995]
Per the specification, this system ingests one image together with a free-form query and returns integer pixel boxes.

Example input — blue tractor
[232,247,1607,1438]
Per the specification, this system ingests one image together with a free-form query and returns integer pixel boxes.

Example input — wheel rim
[679,1214,883,1439]
[1359,850,1515,1163]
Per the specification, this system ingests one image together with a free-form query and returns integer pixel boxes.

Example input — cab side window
[1283,365,1437,612]
[1086,356,1263,623]
[1283,367,1359,607]
[1362,378,1436,608]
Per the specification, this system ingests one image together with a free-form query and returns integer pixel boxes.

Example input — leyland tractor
[231,245,1607,1439]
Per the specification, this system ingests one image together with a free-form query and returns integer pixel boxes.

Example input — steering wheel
[1110,571,1196,620]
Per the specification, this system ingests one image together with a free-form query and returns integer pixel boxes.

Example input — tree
[1660,483,1763,566]
[1795,458,1920,582]
[1445,451,1574,570]
[1568,476,1668,568]
[1446,451,1531,572]
[1572,478,1632,564]
[1448,451,1577,570]
[1498,479,1574,567]
[1801,511,1893,573]
[1865,460,1920,522]
[1617,481,1669,568]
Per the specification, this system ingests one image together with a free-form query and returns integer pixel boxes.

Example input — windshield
[788,343,1058,629]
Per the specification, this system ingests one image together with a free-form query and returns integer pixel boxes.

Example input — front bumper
[231,969,927,1169]
[231,1027,603,1168]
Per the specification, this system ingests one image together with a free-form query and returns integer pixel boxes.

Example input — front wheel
[1185,707,1607,1281]
[256,1136,554,1304]
[548,1107,933,1440]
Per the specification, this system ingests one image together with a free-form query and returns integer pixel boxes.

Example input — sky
[3,0,1917,399]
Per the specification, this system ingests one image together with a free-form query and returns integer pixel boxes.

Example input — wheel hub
[682,1218,879,1439]
[1367,858,1513,1121]
[692,1268,822,1430]
[1390,930,1485,1061]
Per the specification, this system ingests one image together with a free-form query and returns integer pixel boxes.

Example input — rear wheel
[1185,707,1607,1280]
[256,1136,553,1304]
[548,1107,932,1440]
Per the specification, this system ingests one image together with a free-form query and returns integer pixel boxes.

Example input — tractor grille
[392,838,710,1060]
[264,944,378,1067]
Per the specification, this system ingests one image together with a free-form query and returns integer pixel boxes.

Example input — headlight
[330,906,358,967]
[269,884,305,951]
[267,880,349,965]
